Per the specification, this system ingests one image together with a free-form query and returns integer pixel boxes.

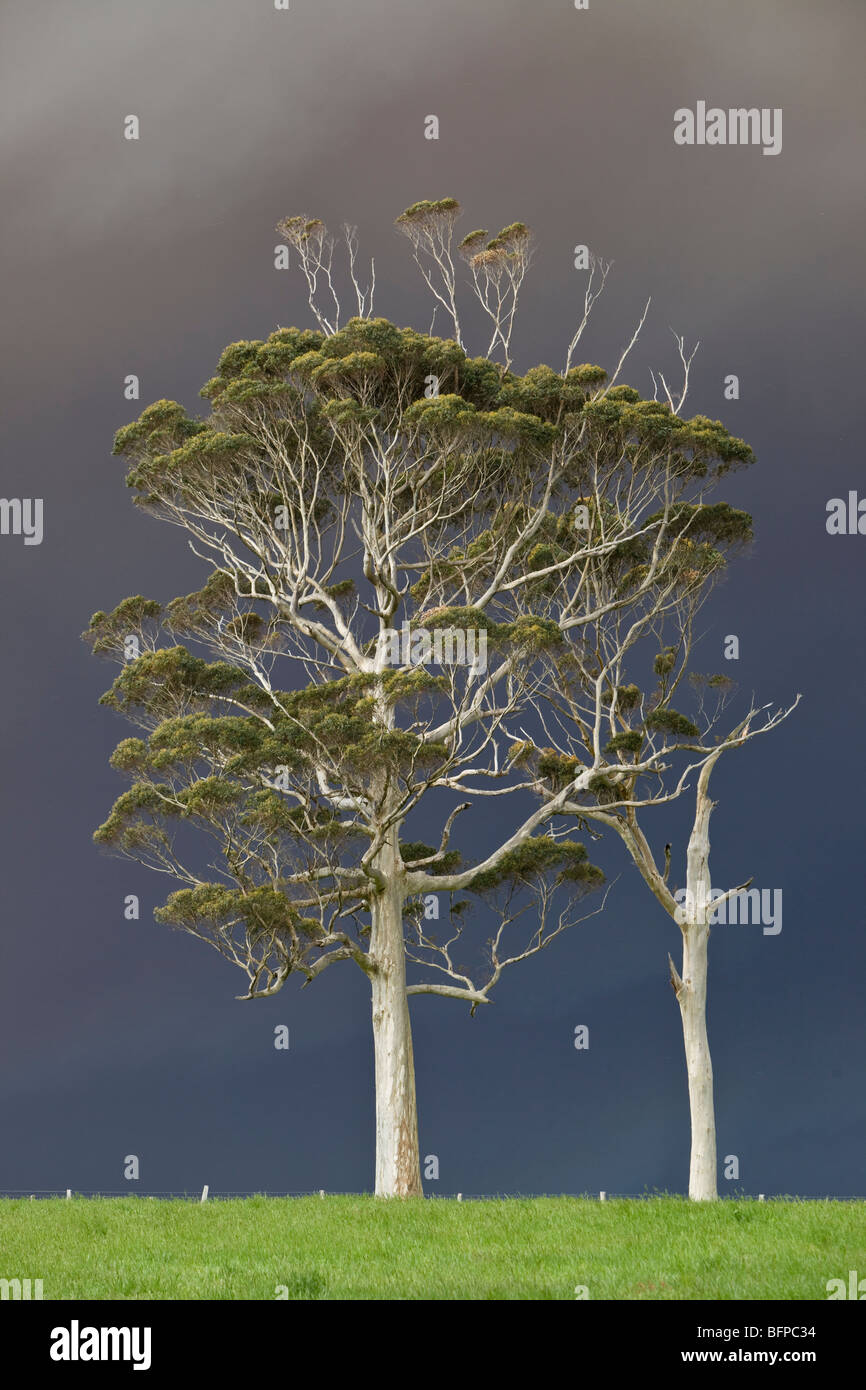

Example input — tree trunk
[369,853,422,1198]
[674,923,717,1200]
[669,753,722,1200]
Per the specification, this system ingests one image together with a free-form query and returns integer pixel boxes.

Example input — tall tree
[87,201,755,1196]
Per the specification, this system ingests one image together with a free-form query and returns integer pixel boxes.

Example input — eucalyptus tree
[497,447,798,1199]
[87,199,757,1197]
[84,319,616,1197]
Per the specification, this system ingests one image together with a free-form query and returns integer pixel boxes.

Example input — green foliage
[108,738,149,773]
[413,604,493,632]
[605,385,641,402]
[164,572,239,635]
[457,356,507,407]
[395,198,461,224]
[474,406,557,446]
[111,318,754,584]
[380,668,448,701]
[399,842,462,875]
[567,364,607,387]
[653,647,678,677]
[646,501,753,549]
[604,731,644,756]
[577,396,754,483]
[458,229,488,254]
[403,393,478,433]
[536,748,583,790]
[644,709,700,738]
[486,222,531,252]
[321,399,379,428]
[616,684,642,712]
[98,647,246,716]
[311,351,386,386]
[466,836,603,892]
[93,782,168,851]
[154,884,320,942]
[112,400,207,461]
[507,740,536,765]
[495,614,563,653]
[498,364,587,421]
[84,597,162,655]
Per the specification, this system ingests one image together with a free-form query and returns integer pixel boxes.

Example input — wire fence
[1,1188,863,1202]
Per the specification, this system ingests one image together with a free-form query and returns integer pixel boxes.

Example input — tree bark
[672,923,717,1200]
[672,752,720,1200]
[369,843,422,1198]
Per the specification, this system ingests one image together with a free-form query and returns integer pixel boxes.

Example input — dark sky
[1,0,864,1199]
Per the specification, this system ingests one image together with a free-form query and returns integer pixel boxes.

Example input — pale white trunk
[672,758,719,1200]
[369,842,422,1198]
[675,923,717,1200]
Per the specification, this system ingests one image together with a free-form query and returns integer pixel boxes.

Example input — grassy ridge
[0,1196,862,1300]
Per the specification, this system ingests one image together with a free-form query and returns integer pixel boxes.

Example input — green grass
[0,1196,862,1299]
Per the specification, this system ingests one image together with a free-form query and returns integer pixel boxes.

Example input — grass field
[0,1196,862,1300]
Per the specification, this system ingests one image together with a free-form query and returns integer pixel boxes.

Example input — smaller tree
[509,487,799,1198]
[547,674,797,1200]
